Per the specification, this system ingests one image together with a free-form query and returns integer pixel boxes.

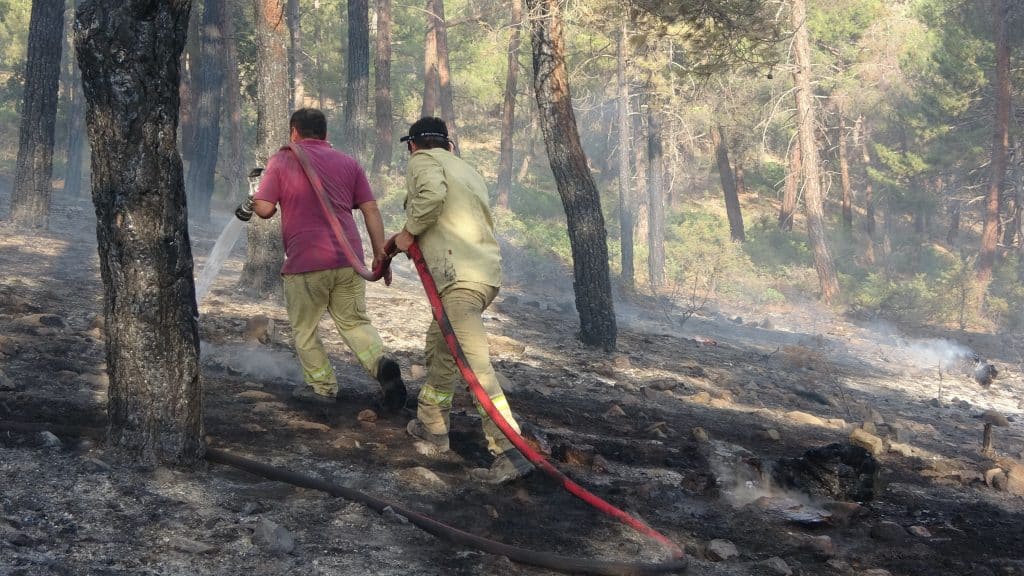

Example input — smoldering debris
[200,341,301,383]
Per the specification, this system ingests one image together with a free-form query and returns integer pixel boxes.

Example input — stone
[689,391,713,404]
[612,355,632,370]
[772,443,880,502]
[786,410,826,427]
[765,429,781,441]
[888,442,915,458]
[410,364,427,379]
[760,557,792,576]
[357,409,378,422]
[0,370,15,391]
[604,404,626,418]
[169,536,216,554]
[861,421,877,435]
[243,315,275,344]
[82,457,111,473]
[870,521,907,542]
[251,519,294,556]
[907,525,931,538]
[826,559,851,572]
[850,428,885,456]
[286,420,331,433]
[706,539,739,561]
[691,427,710,442]
[985,468,1006,488]
[401,466,447,489]
[807,535,835,558]
[0,336,20,357]
[237,390,275,401]
[821,501,864,526]
[39,431,62,449]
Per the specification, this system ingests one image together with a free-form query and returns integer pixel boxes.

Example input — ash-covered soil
[3,189,1024,576]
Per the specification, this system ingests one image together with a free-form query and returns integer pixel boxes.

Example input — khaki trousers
[283,267,383,396]
[417,281,521,455]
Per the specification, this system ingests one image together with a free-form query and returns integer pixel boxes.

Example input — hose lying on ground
[0,421,687,575]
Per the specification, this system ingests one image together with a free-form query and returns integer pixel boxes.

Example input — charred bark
[11,0,64,229]
[779,139,799,231]
[185,0,226,225]
[343,0,370,161]
[715,125,745,242]
[527,0,616,351]
[74,0,203,466]
[223,0,245,204]
[64,0,88,199]
[979,0,1010,282]
[495,0,523,209]
[791,0,839,303]
[371,0,394,173]
[179,8,201,167]
[240,0,288,297]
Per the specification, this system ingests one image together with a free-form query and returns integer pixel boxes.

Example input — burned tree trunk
[839,115,853,232]
[495,0,523,209]
[185,0,226,225]
[647,107,665,289]
[371,0,394,173]
[342,0,370,161]
[861,129,876,263]
[779,139,799,231]
[75,0,204,466]
[527,0,616,351]
[239,0,288,297]
[616,16,635,290]
[715,125,745,242]
[792,0,839,303]
[434,0,458,153]
[64,0,88,199]
[979,0,1010,283]
[421,0,440,117]
[11,0,64,230]
[223,0,245,205]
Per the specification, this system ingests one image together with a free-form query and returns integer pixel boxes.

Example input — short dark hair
[290,108,327,140]
[400,116,450,150]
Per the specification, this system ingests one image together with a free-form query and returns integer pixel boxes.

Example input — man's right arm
[252,152,283,219]
[403,153,447,236]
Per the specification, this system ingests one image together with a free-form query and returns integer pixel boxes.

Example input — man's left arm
[358,200,387,269]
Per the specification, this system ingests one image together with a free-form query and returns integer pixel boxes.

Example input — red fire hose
[289,142,684,559]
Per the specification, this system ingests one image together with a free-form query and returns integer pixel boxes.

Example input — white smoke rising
[201,341,302,382]
[865,320,972,370]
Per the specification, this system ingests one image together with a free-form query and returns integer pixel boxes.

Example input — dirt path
[2,191,1024,576]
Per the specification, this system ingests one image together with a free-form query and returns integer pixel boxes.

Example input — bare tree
[342,0,370,161]
[185,0,226,225]
[791,0,839,302]
[495,0,523,209]
[371,0,394,173]
[75,0,203,466]
[979,0,1010,283]
[10,0,64,229]
[239,0,289,297]
[527,0,617,351]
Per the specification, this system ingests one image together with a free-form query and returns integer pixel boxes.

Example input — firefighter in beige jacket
[393,117,533,485]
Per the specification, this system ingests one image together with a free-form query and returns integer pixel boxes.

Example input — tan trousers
[417,281,521,455]
[283,267,384,396]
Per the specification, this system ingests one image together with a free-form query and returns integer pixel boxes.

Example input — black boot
[376,357,407,412]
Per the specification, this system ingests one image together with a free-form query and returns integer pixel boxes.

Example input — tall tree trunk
[433,0,458,153]
[979,0,1010,282]
[616,16,634,290]
[75,0,203,466]
[185,0,226,225]
[947,198,961,246]
[65,0,88,199]
[371,0,394,173]
[11,0,64,229]
[240,0,288,297]
[779,139,799,231]
[223,0,245,204]
[421,0,440,117]
[343,0,370,161]
[839,115,853,231]
[287,0,304,109]
[861,127,876,263]
[179,7,201,168]
[314,0,325,109]
[495,0,523,209]
[647,107,665,289]
[735,161,747,197]
[791,0,839,303]
[715,125,745,242]
[527,0,616,351]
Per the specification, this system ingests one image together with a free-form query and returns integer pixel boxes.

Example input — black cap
[400,117,450,143]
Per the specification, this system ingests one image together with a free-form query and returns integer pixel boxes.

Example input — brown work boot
[376,357,408,412]
[470,448,534,485]
[406,418,450,455]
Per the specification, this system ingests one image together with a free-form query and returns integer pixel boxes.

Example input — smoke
[201,341,301,383]
[865,320,972,370]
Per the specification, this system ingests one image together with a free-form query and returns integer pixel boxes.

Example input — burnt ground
[2,187,1024,576]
